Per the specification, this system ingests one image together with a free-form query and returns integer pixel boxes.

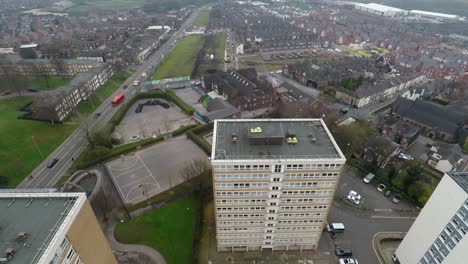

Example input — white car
[339,258,359,264]
[377,184,386,192]
[347,190,362,205]
[130,135,140,141]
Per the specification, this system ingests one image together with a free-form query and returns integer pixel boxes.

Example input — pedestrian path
[105,223,167,264]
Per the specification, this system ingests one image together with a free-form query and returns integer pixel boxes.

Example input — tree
[51,58,68,76]
[0,61,29,94]
[19,48,38,59]
[332,122,368,156]
[31,63,51,89]
[408,180,432,207]
[180,159,212,195]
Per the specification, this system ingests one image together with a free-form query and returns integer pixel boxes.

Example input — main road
[18,8,202,188]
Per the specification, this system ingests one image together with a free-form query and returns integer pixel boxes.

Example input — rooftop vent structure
[250,127,262,133]
[231,134,238,143]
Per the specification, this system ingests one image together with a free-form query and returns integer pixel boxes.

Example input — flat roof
[355,3,406,13]
[409,10,458,19]
[448,172,468,194]
[212,119,345,161]
[0,191,85,264]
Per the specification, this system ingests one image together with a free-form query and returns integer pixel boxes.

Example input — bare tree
[31,63,51,89]
[51,58,68,76]
[0,61,29,95]
[180,159,212,193]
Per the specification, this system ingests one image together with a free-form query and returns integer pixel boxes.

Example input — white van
[326,223,345,233]
[363,173,375,184]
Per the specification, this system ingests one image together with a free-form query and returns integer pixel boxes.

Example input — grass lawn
[27,77,72,91]
[151,36,204,80]
[196,34,226,76]
[115,197,199,264]
[0,97,78,186]
[193,10,210,27]
[65,0,144,13]
[75,70,132,116]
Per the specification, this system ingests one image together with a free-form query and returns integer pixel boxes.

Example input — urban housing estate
[0,191,117,264]
[211,119,346,252]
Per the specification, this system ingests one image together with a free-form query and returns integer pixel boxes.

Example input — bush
[192,122,214,135]
[186,130,212,155]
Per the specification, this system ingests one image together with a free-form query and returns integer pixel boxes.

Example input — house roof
[393,98,467,135]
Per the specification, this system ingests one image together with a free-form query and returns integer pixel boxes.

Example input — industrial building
[211,119,346,251]
[409,10,459,21]
[0,190,117,264]
[354,3,408,17]
[394,172,468,264]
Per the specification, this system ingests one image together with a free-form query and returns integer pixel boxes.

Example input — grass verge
[0,97,78,186]
[151,36,204,80]
[193,10,210,27]
[65,0,144,13]
[115,197,200,264]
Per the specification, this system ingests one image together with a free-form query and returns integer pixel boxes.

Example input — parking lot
[114,98,196,143]
[106,136,209,205]
[325,165,418,263]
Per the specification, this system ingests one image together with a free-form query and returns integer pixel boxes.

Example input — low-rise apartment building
[211,119,346,252]
[0,190,117,264]
[30,63,113,121]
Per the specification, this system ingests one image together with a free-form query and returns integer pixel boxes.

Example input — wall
[66,199,117,264]
[395,175,467,264]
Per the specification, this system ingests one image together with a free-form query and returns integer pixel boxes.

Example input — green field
[115,197,199,264]
[0,97,78,186]
[151,36,204,80]
[197,34,226,76]
[193,10,210,27]
[75,70,132,116]
[65,0,145,13]
[28,77,72,91]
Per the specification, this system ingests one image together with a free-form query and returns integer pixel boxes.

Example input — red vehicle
[112,93,125,106]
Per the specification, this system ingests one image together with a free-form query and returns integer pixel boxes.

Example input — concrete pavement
[18,8,202,189]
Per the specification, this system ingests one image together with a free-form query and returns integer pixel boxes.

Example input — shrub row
[186,130,212,155]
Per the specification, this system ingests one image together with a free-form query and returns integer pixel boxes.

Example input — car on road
[347,190,362,205]
[47,158,59,168]
[326,223,345,233]
[94,112,101,118]
[130,135,140,142]
[363,173,375,183]
[339,258,358,264]
[384,190,392,197]
[392,194,401,204]
[377,184,386,192]
[122,84,128,89]
[335,248,353,257]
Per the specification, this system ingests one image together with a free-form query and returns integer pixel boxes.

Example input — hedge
[191,122,214,135]
[186,130,212,155]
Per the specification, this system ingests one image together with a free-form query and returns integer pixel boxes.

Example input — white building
[409,10,459,21]
[354,3,408,17]
[211,119,346,252]
[394,172,468,264]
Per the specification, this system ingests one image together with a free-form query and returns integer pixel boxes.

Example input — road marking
[370,215,417,220]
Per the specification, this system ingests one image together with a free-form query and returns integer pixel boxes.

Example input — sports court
[106,137,208,205]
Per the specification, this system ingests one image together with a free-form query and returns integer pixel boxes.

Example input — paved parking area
[106,136,208,205]
[325,165,418,263]
[114,99,196,143]
[336,166,415,214]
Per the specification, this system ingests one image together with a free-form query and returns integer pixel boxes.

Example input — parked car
[392,194,401,204]
[326,223,345,233]
[384,190,392,197]
[340,107,349,114]
[398,152,414,160]
[377,184,386,192]
[363,173,375,184]
[130,135,140,141]
[339,258,359,264]
[335,248,353,257]
[47,158,59,168]
[347,190,362,205]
